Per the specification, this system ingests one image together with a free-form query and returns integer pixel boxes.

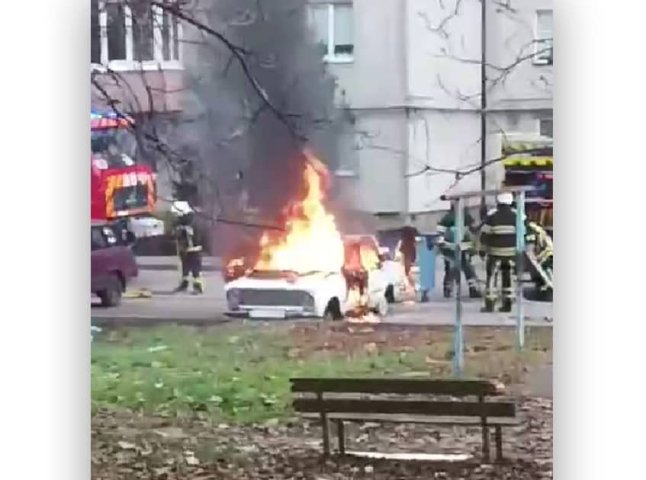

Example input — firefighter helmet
[496,192,514,205]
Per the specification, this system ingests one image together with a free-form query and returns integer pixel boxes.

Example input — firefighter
[171,201,204,294]
[435,202,481,298]
[525,220,553,300]
[479,192,517,312]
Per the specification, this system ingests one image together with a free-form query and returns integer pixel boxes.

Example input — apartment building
[308,0,553,229]
[90,0,553,226]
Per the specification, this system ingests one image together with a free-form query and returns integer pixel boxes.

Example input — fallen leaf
[147,345,168,353]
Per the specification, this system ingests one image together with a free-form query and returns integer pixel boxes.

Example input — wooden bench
[290,377,518,462]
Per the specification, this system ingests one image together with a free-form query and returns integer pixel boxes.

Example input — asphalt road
[91,267,553,327]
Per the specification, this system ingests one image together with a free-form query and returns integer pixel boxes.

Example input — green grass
[91,323,551,424]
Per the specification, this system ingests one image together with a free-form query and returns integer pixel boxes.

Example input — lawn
[91,322,552,424]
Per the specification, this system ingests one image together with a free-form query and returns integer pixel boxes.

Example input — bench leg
[495,426,503,462]
[480,423,491,461]
[336,420,346,455]
[320,412,331,457]
[479,396,491,462]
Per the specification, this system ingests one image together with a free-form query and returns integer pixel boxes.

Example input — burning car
[225,236,390,320]
[223,152,392,320]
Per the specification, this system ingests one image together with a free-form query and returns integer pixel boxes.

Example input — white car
[224,236,395,320]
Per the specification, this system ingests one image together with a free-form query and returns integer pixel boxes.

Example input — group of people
[430,191,553,312]
[167,195,553,309]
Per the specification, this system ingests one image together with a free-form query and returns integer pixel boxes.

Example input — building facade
[90,0,187,206]
[90,0,553,227]
[309,0,553,230]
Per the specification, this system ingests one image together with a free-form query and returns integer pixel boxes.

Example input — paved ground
[92,260,553,327]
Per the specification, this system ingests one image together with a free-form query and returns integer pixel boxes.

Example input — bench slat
[299,412,519,426]
[290,378,503,396]
[293,398,515,418]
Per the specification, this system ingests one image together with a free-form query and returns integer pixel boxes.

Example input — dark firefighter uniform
[435,208,481,298]
[174,213,204,294]
[480,196,517,312]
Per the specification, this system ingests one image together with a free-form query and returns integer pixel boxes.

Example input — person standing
[435,202,481,299]
[525,220,553,299]
[479,192,517,312]
[398,217,419,284]
[172,201,204,294]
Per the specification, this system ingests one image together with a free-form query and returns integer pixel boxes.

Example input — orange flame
[254,151,344,274]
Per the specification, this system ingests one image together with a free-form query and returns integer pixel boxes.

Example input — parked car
[224,235,397,320]
[91,222,138,306]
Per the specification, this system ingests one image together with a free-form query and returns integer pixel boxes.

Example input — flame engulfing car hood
[225,270,343,291]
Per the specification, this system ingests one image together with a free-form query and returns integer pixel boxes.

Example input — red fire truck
[501,134,553,235]
[91,109,163,237]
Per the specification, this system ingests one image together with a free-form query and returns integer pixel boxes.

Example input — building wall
[486,0,553,110]
[352,108,408,213]
[324,0,552,224]
[326,0,407,108]
[404,0,482,110]
[91,69,184,113]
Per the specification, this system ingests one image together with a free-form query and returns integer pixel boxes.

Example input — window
[91,0,182,70]
[308,3,354,62]
[131,0,154,61]
[534,10,553,66]
[106,2,127,61]
[539,117,553,138]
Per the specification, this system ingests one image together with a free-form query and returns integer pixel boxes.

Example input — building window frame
[533,9,553,66]
[91,0,183,72]
[309,3,354,64]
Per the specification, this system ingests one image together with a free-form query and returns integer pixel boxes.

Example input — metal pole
[515,191,526,350]
[479,0,488,221]
[453,198,465,376]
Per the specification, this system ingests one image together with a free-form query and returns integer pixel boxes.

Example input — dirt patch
[92,397,552,479]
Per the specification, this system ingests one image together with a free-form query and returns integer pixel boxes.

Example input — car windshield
[91,128,138,168]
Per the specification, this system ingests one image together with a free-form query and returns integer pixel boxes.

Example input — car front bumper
[225,306,320,319]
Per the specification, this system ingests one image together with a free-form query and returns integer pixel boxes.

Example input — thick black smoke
[176,0,344,223]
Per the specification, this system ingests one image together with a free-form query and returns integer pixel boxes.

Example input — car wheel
[98,274,122,307]
[323,298,343,321]
[384,284,396,304]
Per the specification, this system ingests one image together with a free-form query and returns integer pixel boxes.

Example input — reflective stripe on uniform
[441,242,474,250]
[489,225,516,235]
[536,250,553,263]
[487,247,517,257]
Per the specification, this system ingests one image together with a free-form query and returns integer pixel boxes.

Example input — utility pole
[479,0,488,221]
